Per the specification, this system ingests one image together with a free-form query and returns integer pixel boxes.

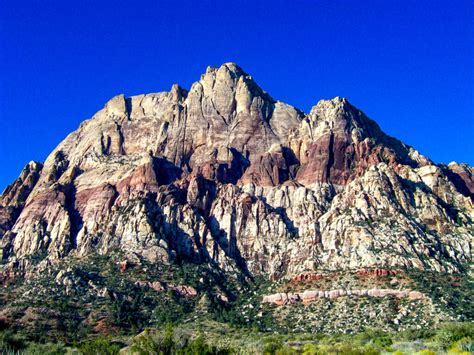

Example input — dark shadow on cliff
[144,191,251,297]
[145,189,251,277]
[258,196,299,237]
[206,215,253,279]
[61,167,85,250]
[398,177,466,223]
[216,148,250,184]
[397,177,469,272]
[152,156,182,185]
[282,146,300,180]
[440,165,474,202]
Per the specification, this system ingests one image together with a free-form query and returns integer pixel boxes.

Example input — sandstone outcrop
[291,269,401,283]
[262,288,425,305]
[134,280,197,297]
[0,162,42,239]
[0,63,472,280]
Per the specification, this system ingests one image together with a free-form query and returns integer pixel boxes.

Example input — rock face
[262,288,425,305]
[0,63,472,279]
[0,161,42,258]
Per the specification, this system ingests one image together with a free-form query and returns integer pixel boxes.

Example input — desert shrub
[434,322,474,349]
[395,327,435,342]
[130,326,176,354]
[417,350,435,355]
[372,335,392,349]
[183,335,234,354]
[151,291,196,325]
[302,344,319,354]
[448,336,474,354]
[262,335,284,354]
[352,329,392,348]
[315,343,379,355]
[130,326,234,355]
[0,330,27,352]
[77,337,121,355]
[24,341,66,354]
[274,346,298,355]
[409,271,473,321]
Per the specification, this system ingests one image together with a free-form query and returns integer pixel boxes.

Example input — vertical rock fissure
[62,180,83,250]
[115,123,126,155]
[325,131,335,182]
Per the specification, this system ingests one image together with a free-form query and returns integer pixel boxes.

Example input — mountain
[0,63,472,348]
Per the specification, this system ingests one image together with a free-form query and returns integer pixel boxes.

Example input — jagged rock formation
[0,63,472,280]
[0,161,42,258]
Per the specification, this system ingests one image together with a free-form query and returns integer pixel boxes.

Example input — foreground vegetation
[0,321,472,354]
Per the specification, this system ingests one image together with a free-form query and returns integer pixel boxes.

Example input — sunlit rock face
[1,63,472,279]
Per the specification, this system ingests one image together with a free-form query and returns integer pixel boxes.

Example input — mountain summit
[0,62,472,277]
[0,64,473,341]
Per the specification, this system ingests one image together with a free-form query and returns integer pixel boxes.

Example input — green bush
[434,322,474,349]
[130,326,176,354]
[0,330,27,352]
[130,326,235,354]
[77,337,121,355]
[184,335,231,354]
[151,292,196,325]
[372,335,392,349]
[302,344,319,355]
[262,335,284,354]
[395,327,435,342]
[417,350,436,355]
[352,329,393,348]
[24,342,66,354]
[449,336,474,353]
[314,343,379,355]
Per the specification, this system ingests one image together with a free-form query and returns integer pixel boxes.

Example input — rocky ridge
[0,62,472,282]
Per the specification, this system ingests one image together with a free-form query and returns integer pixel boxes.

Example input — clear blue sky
[1,0,473,191]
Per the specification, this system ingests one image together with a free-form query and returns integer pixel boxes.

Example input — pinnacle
[221,62,244,74]
[204,62,246,79]
[309,96,351,116]
[318,96,349,107]
[26,160,42,171]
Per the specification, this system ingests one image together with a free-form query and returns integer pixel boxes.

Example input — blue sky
[0,0,473,191]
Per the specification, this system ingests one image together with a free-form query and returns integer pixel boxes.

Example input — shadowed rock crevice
[281,147,300,180]
[47,151,69,183]
[186,175,217,214]
[325,132,335,182]
[152,157,182,185]
[60,168,84,251]
[441,164,474,201]
[207,215,252,278]
[218,148,250,184]
[399,177,469,226]
[258,196,299,237]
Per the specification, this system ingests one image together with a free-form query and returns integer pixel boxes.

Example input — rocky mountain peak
[307,96,379,139]
[190,62,273,121]
[0,63,472,284]
[204,62,246,78]
[105,94,128,119]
